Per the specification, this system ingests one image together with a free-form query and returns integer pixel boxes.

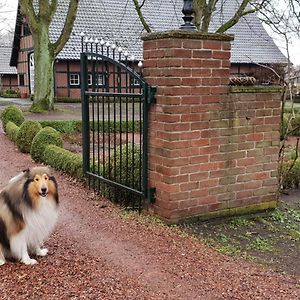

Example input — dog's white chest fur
[22,196,58,249]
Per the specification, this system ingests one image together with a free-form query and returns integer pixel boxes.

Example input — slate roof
[0,46,17,75]
[11,0,287,65]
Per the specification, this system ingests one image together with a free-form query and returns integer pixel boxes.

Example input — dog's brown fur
[0,166,59,265]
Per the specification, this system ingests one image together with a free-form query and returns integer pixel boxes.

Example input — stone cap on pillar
[141,30,234,42]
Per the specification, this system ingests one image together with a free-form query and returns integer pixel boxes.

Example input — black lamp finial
[180,0,196,31]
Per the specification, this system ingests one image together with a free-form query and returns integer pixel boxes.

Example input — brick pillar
[142,31,279,223]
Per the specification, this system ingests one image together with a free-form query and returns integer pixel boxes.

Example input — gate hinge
[148,86,157,104]
[148,187,156,204]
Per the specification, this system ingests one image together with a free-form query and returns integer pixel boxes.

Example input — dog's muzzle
[39,187,48,197]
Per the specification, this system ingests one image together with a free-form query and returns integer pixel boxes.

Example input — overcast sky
[0,0,299,65]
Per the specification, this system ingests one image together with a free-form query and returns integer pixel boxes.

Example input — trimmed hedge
[0,89,20,98]
[43,144,83,178]
[90,120,141,133]
[108,144,142,189]
[97,144,142,205]
[30,127,63,162]
[1,106,24,132]
[39,120,141,133]
[54,97,81,103]
[16,120,42,153]
[6,121,20,143]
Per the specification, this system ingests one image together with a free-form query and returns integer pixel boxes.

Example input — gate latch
[148,86,157,104]
[148,187,156,204]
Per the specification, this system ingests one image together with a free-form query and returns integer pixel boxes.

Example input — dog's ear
[49,176,59,204]
[22,169,30,178]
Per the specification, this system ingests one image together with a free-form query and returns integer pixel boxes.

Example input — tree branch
[201,0,217,32]
[19,0,39,32]
[39,0,50,20]
[52,0,79,56]
[216,0,268,33]
[49,0,58,23]
[193,0,206,31]
[132,0,151,33]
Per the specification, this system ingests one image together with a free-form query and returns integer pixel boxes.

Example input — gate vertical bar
[142,84,149,199]
[80,53,90,175]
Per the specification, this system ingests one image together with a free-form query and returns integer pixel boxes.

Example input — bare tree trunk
[19,0,79,111]
[31,25,55,111]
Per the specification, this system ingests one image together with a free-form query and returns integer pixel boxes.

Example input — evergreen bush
[43,144,83,178]
[6,121,20,143]
[30,127,63,162]
[0,106,24,132]
[16,120,42,153]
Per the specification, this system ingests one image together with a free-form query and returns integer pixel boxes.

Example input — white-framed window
[29,52,34,94]
[132,78,140,86]
[69,73,80,86]
[88,74,93,86]
[96,73,105,87]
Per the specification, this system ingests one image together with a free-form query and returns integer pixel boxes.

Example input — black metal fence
[80,38,155,209]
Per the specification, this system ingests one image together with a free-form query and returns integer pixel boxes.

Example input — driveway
[0,113,300,299]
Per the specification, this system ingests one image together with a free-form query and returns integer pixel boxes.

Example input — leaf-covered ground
[181,191,300,277]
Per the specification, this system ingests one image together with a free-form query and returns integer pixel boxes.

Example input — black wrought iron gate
[80,39,155,209]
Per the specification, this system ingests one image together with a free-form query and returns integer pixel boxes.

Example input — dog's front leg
[0,245,6,266]
[35,246,48,257]
[10,232,37,265]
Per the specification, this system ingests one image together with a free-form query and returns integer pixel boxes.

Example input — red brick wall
[142,32,280,222]
[17,34,33,95]
[0,74,18,91]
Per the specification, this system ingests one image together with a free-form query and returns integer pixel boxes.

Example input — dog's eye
[35,178,39,182]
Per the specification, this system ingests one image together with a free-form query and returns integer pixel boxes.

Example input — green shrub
[90,120,141,133]
[5,89,18,95]
[38,120,141,134]
[30,127,63,162]
[282,113,300,137]
[293,96,300,103]
[281,160,300,189]
[39,120,82,133]
[16,120,42,153]
[43,144,83,178]
[283,106,300,114]
[54,97,81,103]
[107,144,142,189]
[0,106,24,132]
[0,89,20,98]
[290,114,300,136]
[97,144,142,207]
[6,121,20,143]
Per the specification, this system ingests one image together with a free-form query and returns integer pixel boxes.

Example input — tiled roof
[0,46,17,74]
[14,0,288,65]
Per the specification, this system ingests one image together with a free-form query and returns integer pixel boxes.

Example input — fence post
[142,31,280,223]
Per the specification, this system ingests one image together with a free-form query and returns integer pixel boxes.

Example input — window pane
[69,74,80,86]
[19,74,25,86]
[88,74,92,86]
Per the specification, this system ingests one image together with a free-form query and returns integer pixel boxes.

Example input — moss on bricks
[142,30,233,42]
[230,86,283,94]
[163,201,278,225]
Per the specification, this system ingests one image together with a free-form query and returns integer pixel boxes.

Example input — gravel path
[0,130,300,299]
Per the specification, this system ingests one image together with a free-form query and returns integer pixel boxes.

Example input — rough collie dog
[0,166,58,266]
